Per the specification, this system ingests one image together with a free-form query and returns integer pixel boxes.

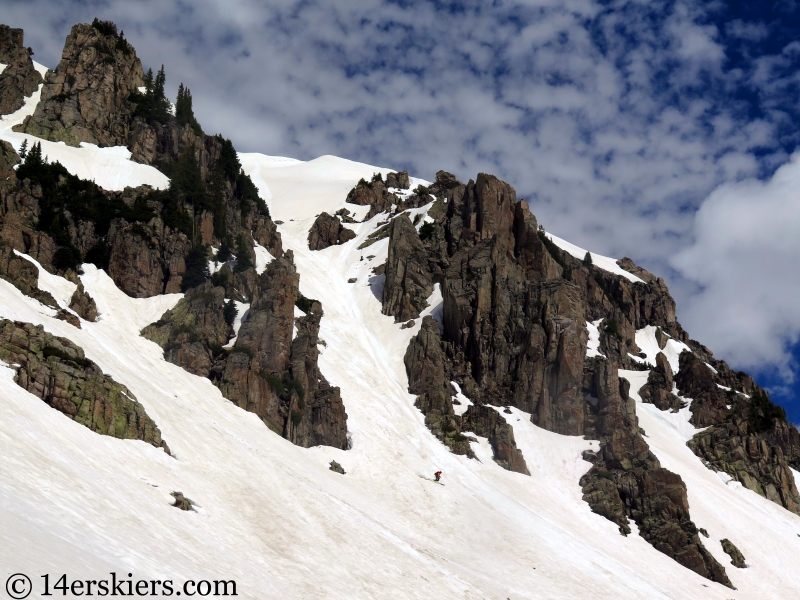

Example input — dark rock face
[346,173,431,221]
[721,539,747,568]
[382,214,433,322]
[0,25,43,117]
[639,352,682,411]
[688,418,800,515]
[14,23,143,146]
[145,253,349,450]
[141,280,232,377]
[672,349,800,515]
[307,212,356,250]
[0,141,20,179]
[0,241,58,307]
[329,460,345,474]
[106,217,191,297]
[0,320,166,449]
[389,170,730,586]
[675,351,730,427]
[69,281,98,322]
[385,170,410,190]
[579,358,732,587]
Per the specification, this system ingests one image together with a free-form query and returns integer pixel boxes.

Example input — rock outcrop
[0,140,20,179]
[389,170,731,586]
[0,319,166,449]
[385,170,410,189]
[0,25,43,116]
[639,352,683,411]
[141,280,232,376]
[346,172,431,220]
[721,539,747,568]
[688,412,800,515]
[382,214,433,322]
[307,212,356,250]
[0,241,57,307]
[146,253,349,450]
[14,22,142,146]
[68,282,98,321]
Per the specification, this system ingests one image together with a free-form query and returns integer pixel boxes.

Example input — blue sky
[4,0,800,422]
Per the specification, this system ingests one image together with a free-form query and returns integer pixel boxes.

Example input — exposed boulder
[0,25,43,116]
[69,281,98,322]
[0,319,166,449]
[721,539,747,568]
[170,491,193,511]
[329,460,346,474]
[307,212,356,250]
[639,352,683,411]
[14,22,143,146]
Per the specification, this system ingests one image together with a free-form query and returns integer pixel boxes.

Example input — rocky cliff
[143,254,348,450]
[14,22,141,146]
[0,25,43,116]
[376,169,734,586]
[0,319,167,449]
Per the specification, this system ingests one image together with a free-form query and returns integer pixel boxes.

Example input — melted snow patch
[586,318,605,358]
[634,326,690,373]
[0,358,15,379]
[544,232,644,283]
[254,241,275,274]
[450,381,473,417]
[224,302,250,349]
[621,369,702,442]
[419,283,443,332]
[13,250,76,308]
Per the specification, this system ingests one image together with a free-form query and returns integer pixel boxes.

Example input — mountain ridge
[1,19,800,599]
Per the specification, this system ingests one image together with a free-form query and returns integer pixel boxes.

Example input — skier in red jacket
[434,471,442,482]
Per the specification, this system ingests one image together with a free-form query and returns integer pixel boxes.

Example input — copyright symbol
[5,574,32,599]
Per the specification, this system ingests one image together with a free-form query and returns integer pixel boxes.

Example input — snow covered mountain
[2,20,800,600]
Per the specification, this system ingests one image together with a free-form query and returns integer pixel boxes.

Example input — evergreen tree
[143,68,153,94]
[25,141,43,166]
[233,234,254,273]
[583,251,593,267]
[223,298,237,326]
[154,65,166,103]
[176,83,202,135]
[18,139,27,160]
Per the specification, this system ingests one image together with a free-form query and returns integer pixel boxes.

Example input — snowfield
[2,102,800,597]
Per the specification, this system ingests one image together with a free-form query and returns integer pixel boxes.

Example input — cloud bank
[4,0,800,411]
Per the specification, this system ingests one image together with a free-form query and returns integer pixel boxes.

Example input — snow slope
[545,232,644,283]
[0,61,168,190]
[2,143,800,596]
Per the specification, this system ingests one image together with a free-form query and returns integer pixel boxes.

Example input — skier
[434,471,442,482]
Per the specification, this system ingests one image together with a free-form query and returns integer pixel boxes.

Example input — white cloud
[672,152,800,379]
